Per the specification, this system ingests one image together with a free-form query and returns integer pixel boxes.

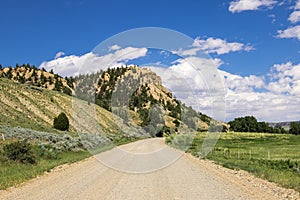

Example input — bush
[53,112,69,131]
[62,86,72,96]
[290,122,300,135]
[37,144,60,159]
[3,140,36,164]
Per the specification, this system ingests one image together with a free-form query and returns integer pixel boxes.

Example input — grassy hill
[0,77,136,138]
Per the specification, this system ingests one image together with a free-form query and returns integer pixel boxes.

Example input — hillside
[0,78,142,140]
[0,64,73,95]
[74,65,214,135]
[0,64,216,137]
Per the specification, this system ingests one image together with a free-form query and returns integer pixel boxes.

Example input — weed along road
[0,138,294,200]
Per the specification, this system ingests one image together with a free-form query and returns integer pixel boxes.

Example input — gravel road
[0,138,298,200]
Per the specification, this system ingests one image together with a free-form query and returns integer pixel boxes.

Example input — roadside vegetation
[166,132,300,192]
[0,125,141,190]
[0,142,90,190]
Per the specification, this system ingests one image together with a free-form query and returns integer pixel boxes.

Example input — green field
[167,132,300,192]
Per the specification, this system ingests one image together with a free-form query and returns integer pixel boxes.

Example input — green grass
[0,150,90,190]
[167,132,300,192]
[0,135,143,190]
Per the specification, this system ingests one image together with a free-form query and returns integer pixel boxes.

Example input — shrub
[156,126,171,137]
[3,140,36,164]
[53,112,69,131]
[62,86,72,96]
[37,144,60,159]
[173,119,180,127]
[290,122,300,135]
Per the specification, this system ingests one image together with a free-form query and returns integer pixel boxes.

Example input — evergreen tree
[62,86,72,96]
[53,112,69,131]
[40,71,46,84]
[6,67,13,79]
[54,79,63,91]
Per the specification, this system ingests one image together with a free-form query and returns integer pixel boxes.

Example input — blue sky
[1,0,299,74]
[1,0,300,122]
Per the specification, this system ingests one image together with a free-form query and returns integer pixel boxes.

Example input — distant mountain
[268,121,299,130]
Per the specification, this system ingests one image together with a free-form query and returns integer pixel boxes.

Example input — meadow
[167,132,300,192]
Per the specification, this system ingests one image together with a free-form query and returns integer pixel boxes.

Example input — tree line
[229,116,300,135]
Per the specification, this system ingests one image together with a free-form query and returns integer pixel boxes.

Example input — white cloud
[146,57,227,120]
[189,37,253,55]
[289,10,300,23]
[295,0,300,9]
[268,14,276,23]
[223,62,300,122]
[288,0,300,23]
[221,71,265,92]
[54,51,65,59]
[39,47,148,77]
[109,45,121,51]
[148,59,300,122]
[267,62,300,95]
[147,57,222,93]
[277,0,300,40]
[225,90,300,122]
[221,62,300,122]
[229,0,277,13]
[277,25,300,40]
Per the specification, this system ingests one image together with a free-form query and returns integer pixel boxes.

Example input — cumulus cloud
[39,47,148,77]
[109,45,121,51]
[224,62,300,122]
[147,57,222,94]
[277,25,300,40]
[225,90,300,122]
[229,0,277,13]
[295,0,300,9]
[221,71,265,92]
[186,37,253,55]
[267,62,300,95]
[146,57,226,120]
[288,1,300,23]
[54,51,65,59]
[149,59,300,122]
[289,10,300,23]
[276,1,300,40]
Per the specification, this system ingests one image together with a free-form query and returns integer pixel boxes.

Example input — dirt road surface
[0,138,299,200]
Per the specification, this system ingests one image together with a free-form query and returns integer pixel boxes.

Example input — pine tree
[53,112,69,131]
[6,67,13,79]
